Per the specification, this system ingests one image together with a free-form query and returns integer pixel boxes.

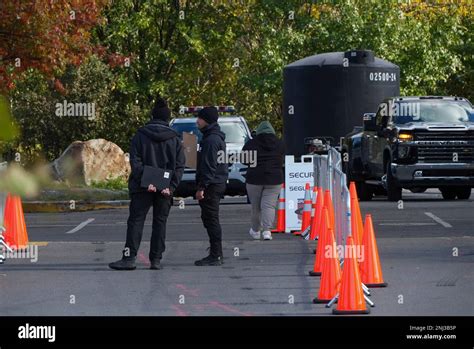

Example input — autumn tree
[0,0,109,93]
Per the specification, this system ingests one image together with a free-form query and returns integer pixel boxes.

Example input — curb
[22,196,245,213]
[23,200,131,213]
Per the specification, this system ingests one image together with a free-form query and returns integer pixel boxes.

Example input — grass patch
[90,177,128,190]
[25,179,130,202]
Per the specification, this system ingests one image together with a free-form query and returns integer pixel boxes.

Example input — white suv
[170,111,252,198]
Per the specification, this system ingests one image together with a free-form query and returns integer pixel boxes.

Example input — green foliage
[0,95,18,143]
[90,177,128,190]
[94,0,473,132]
[6,0,474,164]
[9,55,146,162]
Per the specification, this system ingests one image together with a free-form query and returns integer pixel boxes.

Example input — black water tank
[283,50,400,156]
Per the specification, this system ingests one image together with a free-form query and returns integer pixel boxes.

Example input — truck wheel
[455,187,471,200]
[355,181,373,201]
[440,187,456,200]
[343,155,372,200]
[386,162,402,201]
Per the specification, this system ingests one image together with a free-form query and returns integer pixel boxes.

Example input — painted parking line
[379,222,437,226]
[29,221,248,228]
[424,212,453,228]
[64,218,96,234]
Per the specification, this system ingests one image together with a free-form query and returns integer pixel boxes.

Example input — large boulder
[50,139,131,185]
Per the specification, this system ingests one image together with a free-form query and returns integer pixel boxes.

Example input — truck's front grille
[415,131,474,140]
[414,131,474,163]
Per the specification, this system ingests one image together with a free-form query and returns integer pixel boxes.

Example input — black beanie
[151,97,171,121]
[197,106,218,124]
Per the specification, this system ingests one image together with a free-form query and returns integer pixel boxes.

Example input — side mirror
[363,113,377,131]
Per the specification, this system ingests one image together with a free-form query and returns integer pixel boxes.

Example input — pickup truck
[342,96,474,201]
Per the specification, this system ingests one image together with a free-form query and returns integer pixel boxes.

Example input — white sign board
[284,155,314,232]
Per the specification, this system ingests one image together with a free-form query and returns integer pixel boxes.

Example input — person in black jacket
[109,97,185,271]
[242,121,285,241]
[194,106,228,266]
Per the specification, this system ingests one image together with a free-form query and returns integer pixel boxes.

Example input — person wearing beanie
[194,106,229,266]
[151,97,171,121]
[109,96,185,271]
[242,120,285,241]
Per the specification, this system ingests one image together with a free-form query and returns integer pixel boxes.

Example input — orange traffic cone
[3,194,29,250]
[350,197,363,247]
[295,183,311,236]
[349,182,364,243]
[316,191,332,239]
[349,181,357,200]
[309,208,329,276]
[313,228,341,303]
[333,236,370,314]
[272,183,286,233]
[360,214,387,287]
[303,186,318,240]
[324,189,335,231]
[355,203,364,244]
[309,186,324,241]
[311,186,318,219]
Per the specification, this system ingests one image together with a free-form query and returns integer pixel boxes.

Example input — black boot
[211,243,224,260]
[150,259,162,270]
[109,257,136,270]
[194,254,223,266]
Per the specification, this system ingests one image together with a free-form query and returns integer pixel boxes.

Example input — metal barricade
[313,149,374,308]
[313,149,352,250]
[313,154,329,191]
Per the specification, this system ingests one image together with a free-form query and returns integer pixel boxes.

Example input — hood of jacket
[138,119,178,142]
[201,122,226,142]
[255,133,279,151]
[255,121,275,135]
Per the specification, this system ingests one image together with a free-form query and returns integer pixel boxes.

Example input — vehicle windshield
[171,120,249,144]
[171,122,202,142]
[219,122,249,143]
[393,100,474,124]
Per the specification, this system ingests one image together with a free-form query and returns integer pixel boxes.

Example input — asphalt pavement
[0,189,473,316]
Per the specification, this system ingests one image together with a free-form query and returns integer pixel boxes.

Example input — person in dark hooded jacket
[109,97,185,271]
[194,106,228,266]
[242,121,285,241]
